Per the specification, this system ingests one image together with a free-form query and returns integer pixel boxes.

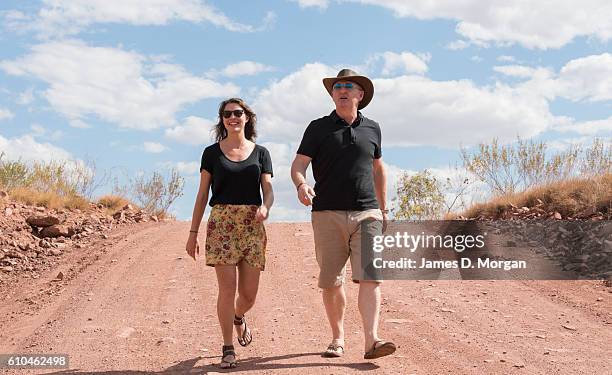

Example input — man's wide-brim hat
[323,68,374,110]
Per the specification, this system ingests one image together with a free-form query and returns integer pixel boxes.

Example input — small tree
[132,168,184,217]
[394,170,445,220]
[0,152,29,191]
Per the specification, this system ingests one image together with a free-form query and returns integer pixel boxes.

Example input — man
[291,69,396,359]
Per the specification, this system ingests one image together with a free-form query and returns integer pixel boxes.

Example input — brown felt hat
[323,68,374,110]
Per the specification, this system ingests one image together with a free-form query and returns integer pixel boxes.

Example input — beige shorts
[311,209,383,288]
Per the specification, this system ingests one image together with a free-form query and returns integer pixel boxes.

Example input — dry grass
[460,173,612,219]
[9,187,90,211]
[98,195,131,211]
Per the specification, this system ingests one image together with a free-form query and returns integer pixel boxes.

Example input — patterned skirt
[205,204,267,270]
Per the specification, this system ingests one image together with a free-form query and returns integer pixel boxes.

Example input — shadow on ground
[45,352,380,374]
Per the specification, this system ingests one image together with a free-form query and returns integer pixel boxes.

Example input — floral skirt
[205,204,267,270]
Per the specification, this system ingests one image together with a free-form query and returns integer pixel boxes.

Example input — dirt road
[0,221,610,374]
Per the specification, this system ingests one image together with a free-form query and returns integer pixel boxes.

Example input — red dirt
[0,221,611,374]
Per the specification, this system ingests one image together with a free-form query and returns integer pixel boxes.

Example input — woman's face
[222,102,249,136]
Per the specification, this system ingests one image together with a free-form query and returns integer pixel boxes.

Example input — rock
[150,215,159,222]
[4,207,13,216]
[41,225,75,238]
[26,215,60,227]
[35,206,46,212]
[122,204,134,211]
[561,324,577,331]
[1,266,14,272]
[385,319,409,324]
[52,271,64,281]
[552,212,562,220]
[49,249,62,256]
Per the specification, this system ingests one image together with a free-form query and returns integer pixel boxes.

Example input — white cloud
[255,63,337,143]
[555,53,612,102]
[552,116,612,136]
[291,0,329,9]
[446,40,469,51]
[7,0,263,38]
[0,108,14,120]
[165,116,216,145]
[493,65,540,79]
[158,161,200,175]
[30,124,46,137]
[0,134,72,162]
[17,88,35,105]
[0,40,239,131]
[296,1,612,49]
[69,119,92,129]
[497,55,516,63]
[29,124,63,141]
[143,142,167,153]
[221,61,274,77]
[254,63,556,148]
[376,51,429,76]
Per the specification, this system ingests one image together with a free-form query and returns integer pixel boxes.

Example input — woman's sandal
[220,345,237,369]
[234,315,252,347]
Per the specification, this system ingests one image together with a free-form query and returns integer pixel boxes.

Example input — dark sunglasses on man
[333,83,359,90]
[222,109,245,118]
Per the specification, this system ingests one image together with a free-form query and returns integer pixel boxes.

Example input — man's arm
[373,157,388,231]
[291,154,316,206]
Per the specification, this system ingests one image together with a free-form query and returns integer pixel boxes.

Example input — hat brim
[323,75,374,110]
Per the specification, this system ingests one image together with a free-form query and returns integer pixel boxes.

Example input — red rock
[26,215,60,227]
[41,225,75,238]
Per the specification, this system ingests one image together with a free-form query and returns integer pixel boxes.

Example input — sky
[0,0,610,221]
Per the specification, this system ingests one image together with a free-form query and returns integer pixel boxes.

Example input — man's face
[331,80,364,111]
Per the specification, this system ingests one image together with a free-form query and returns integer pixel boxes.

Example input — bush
[132,168,184,217]
[394,170,445,220]
[461,137,611,195]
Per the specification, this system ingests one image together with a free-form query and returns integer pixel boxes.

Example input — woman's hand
[255,205,269,222]
[186,232,200,260]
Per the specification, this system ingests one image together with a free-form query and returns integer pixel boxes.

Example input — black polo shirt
[200,143,273,206]
[297,110,382,211]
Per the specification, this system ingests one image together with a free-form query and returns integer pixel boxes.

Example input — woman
[186,98,274,369]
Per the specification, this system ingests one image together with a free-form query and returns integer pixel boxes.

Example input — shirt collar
[330,110,363,126]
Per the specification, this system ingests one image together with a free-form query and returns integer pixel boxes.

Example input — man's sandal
[220,345,237,369]
[322,342,344,358]
[363,340,396,359]
[234,315,252,347]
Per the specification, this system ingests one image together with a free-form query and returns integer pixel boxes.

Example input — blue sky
[0,0,610,221]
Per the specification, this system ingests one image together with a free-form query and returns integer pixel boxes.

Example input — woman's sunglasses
[222,109,245,118]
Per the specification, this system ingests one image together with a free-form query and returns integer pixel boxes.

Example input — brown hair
[213,98,257,142]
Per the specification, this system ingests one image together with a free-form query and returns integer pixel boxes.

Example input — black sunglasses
[222,109,245,119]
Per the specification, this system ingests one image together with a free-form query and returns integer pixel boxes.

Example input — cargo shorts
[311,209,383,288]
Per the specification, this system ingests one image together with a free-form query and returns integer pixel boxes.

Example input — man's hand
[186,232,200,260]
[297,183,316,206]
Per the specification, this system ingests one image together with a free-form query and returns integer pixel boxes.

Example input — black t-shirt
[200,143,273,206]
[297,110,382,211]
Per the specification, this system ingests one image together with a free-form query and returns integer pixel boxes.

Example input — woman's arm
[256,173,274,221]
[186,170,212,259]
